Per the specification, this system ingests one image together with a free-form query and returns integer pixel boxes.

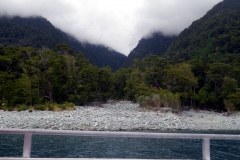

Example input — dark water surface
[0,130,240,160]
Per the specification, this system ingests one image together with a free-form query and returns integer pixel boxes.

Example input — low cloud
[0,0,222,55]
[136,0,223,38]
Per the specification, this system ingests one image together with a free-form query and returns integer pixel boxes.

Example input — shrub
[0,97,8,110]
[32,102,75,111]
[224,99,235,115]
[58,102,75,111]
[43,102,56,111]
[137,94,161,108]
[158,90,181,111]
[59,103,67,110]
[145,96,153,108]
[7,107,13,111]
[137,95,147,107]
[33,104,46,111]
[17,104,28,111]
[170,93,181,113]
[151,94,161,108]
[137,90,181,113]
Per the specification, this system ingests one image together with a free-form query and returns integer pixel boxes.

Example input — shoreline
[0,101,239,132]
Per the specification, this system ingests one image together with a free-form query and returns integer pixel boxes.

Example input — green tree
[165,63,198,106]
[206,63,232,93]
[124,69,151,102]
[142,55,170,89]
[112,68,132,99]
[220,76,238,98]
[95,67,113,101]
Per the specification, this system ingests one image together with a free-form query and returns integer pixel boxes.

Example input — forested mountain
[0,16,126,71]
[165,0,240,62]
[122,32,175,67]
[82,44,126,71]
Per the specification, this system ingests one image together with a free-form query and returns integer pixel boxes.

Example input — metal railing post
[202,138,210,160]
[0,129,240,159]
[23,133,32,158]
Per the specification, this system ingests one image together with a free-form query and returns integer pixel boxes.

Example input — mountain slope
[83,44,127,70]
[122,32,175,67]
[165,0,240,62]
[0,16,126,71]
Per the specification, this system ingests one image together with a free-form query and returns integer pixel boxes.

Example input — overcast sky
[0,0,222,56]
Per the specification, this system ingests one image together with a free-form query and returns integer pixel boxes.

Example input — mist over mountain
[0,16,126,71]
[165,0,240,62]
[1,0,239,71]
[122,33,175,68]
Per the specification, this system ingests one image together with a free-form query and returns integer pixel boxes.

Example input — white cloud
[136,0,223,38]
[0,0,222,55]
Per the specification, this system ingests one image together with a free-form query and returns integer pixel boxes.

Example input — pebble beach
[0,101,239,131]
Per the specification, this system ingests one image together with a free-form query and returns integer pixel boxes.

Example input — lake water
[0,130,240,160]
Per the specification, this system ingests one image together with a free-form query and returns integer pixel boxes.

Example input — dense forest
[1,45,240,113]
[0,45,112,110]
[165,0,240,63]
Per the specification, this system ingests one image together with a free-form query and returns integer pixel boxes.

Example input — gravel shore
[0,101,239,131]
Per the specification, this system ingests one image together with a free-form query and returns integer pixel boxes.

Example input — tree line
[0,45,240,112]
[0,44,112,110]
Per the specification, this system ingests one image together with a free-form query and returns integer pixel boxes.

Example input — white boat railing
[0,129,240,160]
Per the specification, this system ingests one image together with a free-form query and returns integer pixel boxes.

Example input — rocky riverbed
[0,101,239,131]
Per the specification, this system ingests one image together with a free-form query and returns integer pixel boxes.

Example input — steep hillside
[0,16,126,71]
[83,44,127,70]
[122,32,175,67]
[165,0,240,62]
